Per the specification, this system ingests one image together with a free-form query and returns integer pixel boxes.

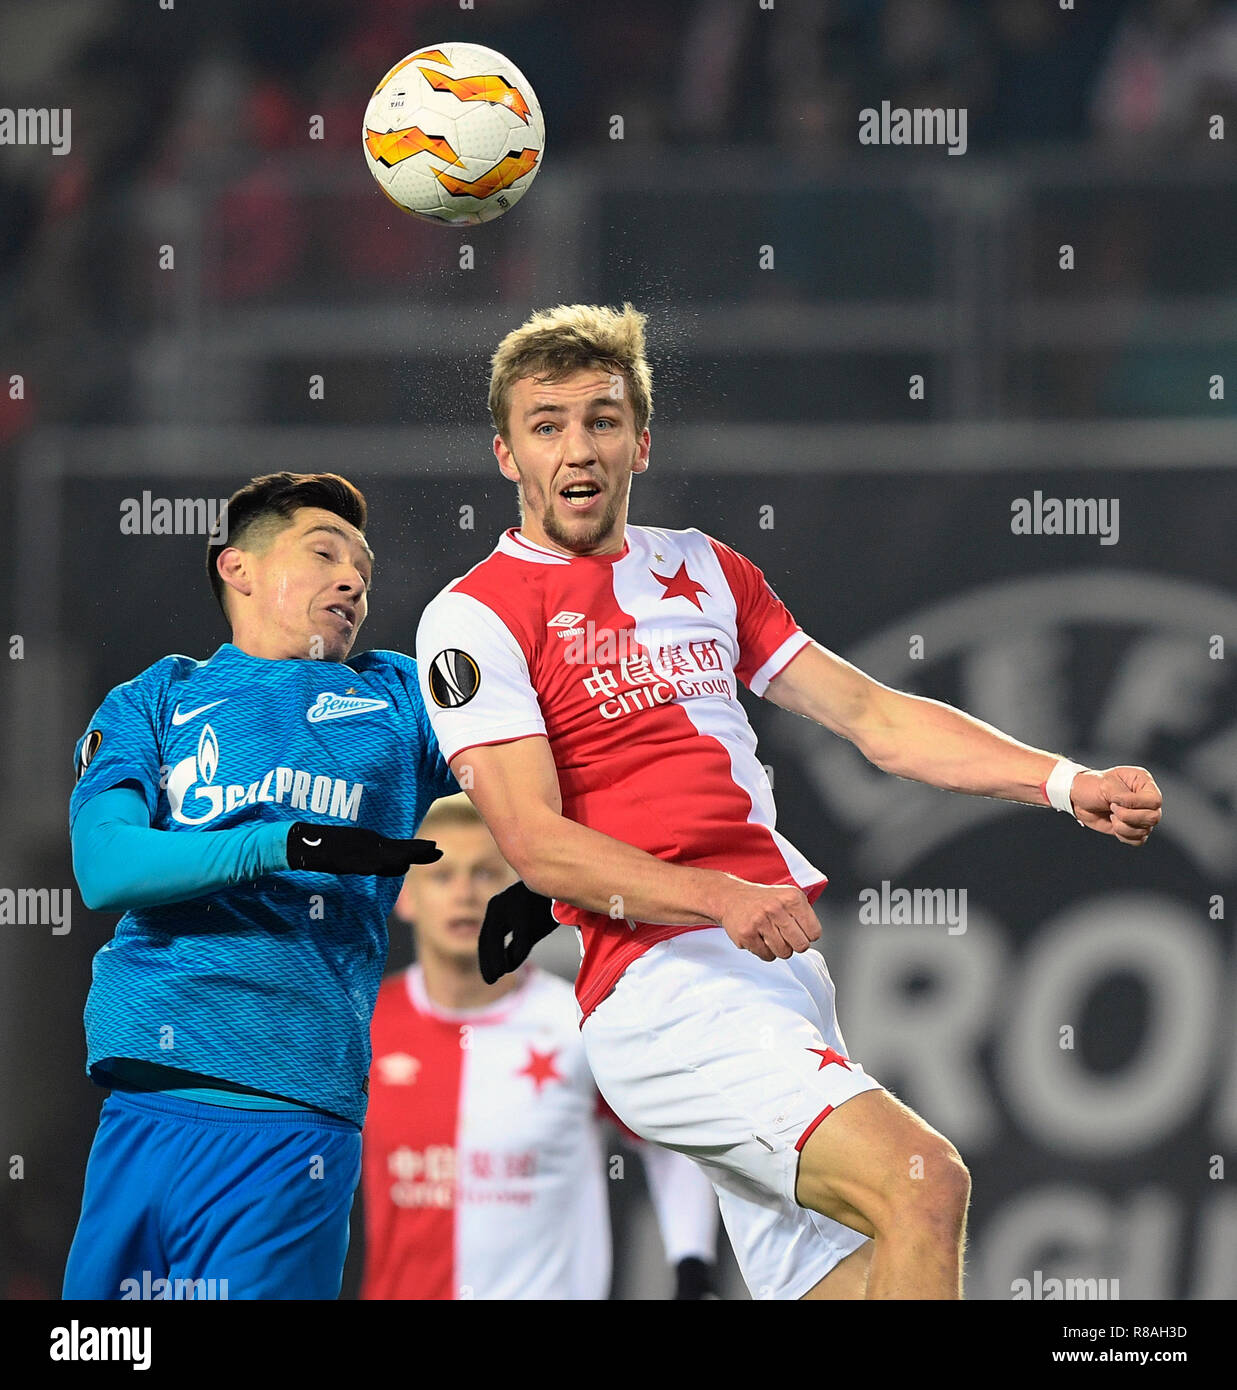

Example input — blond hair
[488,302,653,440]
[418,793,484,835]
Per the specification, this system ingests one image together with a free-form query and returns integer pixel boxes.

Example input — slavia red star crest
[651,561,709,610]
[516,1045,564,1093]
[808,1047,852,1071]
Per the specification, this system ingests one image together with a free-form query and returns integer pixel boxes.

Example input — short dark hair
[206,472,368,618]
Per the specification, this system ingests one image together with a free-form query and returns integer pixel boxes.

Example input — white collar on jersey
[406,962,533,1024]
[498,528,631,565]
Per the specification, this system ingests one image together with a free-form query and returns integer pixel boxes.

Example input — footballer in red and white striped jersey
[415,523,825,1022]
[362,963,607,1300]
[358,801,718,1301]
[415,344,886,1299]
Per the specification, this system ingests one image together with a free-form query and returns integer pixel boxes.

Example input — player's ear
[215,546,254,601]
[631,427,651,474]
[494,433,520,484]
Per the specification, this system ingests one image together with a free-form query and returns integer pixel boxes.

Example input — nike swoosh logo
[301,837,322,847]
[171,699,228,726]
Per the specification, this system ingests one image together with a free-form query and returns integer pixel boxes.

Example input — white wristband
[1045,758,1090,818]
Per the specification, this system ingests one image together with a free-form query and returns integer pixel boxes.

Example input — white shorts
[581,927,883,1300]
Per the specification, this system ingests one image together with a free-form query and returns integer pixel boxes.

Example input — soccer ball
[362,42,545,226]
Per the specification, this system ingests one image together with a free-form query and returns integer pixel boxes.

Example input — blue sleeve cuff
[72,786,290,912]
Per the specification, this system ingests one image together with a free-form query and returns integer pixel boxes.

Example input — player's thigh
[63,1094,168,1298]
[800,1238,873,1300]
[795,1087,970,1237]
[164,1106,362,1300]
[582,930,880,1206]
[710,1173,871,1301]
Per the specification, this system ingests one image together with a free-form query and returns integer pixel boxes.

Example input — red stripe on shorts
[795,1105,834,1153]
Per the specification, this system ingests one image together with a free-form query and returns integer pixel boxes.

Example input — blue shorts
[62,1089,362,1300]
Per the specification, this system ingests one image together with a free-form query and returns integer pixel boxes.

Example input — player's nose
[560,422,598,464]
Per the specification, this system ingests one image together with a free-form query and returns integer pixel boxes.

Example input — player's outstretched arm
[764,641,1163,844]
[72,785,440,912]
[455,737,820,961]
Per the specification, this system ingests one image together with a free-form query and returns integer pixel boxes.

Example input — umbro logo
[547,610,586,638]
[171,699,228,726]
[375,1052,421,1085]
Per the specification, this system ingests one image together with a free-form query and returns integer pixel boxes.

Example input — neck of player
[227,620,349,664]
[418,936,521,1011]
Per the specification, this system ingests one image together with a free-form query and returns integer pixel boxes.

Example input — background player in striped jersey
[357,794,719,1300]
[415,303,1164,1301]
[64,472,456,1300]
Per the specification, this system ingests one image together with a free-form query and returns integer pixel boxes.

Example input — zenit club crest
[429,649,480,708]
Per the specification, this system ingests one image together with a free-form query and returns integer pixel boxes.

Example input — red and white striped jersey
[415,525,827,1020]
[359,964,717,1300]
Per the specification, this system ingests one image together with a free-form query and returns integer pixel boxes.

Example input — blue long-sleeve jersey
[69,641,458,1127]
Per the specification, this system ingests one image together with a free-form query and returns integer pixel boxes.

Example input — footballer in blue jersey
[63,472,458,1300]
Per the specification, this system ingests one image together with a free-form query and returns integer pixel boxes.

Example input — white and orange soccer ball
[362,42,545,226]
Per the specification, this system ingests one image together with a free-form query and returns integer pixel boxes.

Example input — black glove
[674,1256,719,1300]
[478,879,558,984]
[286,823,442,875]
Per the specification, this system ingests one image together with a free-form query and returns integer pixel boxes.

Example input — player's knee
[799,1131,969,1243]
[895,1140,970,1235]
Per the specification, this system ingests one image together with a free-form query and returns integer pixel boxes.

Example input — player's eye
[593,417,615,430]
[534,421,556,434]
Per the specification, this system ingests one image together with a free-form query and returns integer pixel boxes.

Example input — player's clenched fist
[717,877,820,961]
[1069,766,1163,846]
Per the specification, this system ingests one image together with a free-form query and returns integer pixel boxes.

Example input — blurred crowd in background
[3,0,1237,445]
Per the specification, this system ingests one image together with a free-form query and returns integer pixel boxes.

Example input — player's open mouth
[325,605,355,629]
[560,483,602,511]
